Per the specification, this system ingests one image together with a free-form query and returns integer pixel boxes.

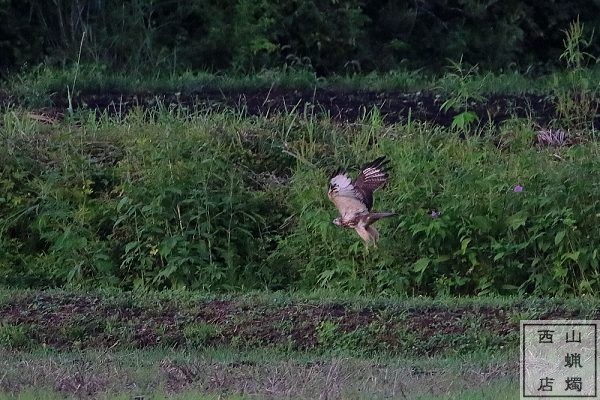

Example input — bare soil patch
[0,292,589,355]
[7,88,598,127]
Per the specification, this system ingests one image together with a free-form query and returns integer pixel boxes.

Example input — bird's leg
[363,242,371,254]
[363,238,378,252]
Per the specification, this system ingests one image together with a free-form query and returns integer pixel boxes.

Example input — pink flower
[514,185,523,193]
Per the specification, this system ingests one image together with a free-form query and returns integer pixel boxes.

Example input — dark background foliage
[1,0,599,75]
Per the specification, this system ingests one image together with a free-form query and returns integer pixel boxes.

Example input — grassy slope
[2,109,599,295]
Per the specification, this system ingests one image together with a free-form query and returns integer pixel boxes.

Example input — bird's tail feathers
[368,212,397,222]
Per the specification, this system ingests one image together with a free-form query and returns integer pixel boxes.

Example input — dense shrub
[1,0,599,75]
[1,110,599,295]
[0,110,290,289]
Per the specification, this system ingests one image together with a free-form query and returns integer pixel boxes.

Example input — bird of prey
[328,156,396,244]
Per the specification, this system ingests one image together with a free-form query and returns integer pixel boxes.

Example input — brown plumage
[327,156,396,244]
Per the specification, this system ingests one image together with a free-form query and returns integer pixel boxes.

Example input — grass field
[0,349,518,399]
[4,289,597,398]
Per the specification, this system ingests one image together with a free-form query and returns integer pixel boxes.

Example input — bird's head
[332,217,342,226]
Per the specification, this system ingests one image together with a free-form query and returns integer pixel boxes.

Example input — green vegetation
[439,58,485,132]
[1,104,599,295]
[183,323,222,347]
[0,393,251,400]
[416,380,518,400]
[553,17,599,129]
[0,322,31,350]
[6,62,600,109]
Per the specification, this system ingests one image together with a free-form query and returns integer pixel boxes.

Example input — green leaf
[538,240,551,252]
[124,241,140,254]
[133,277,146,290]
[412,258,430,273]
[159,237,179,258]
[563,251,580,262]
[472,216,491,232]
[440,99,457,112]
[317,269,336,286]
[554,230,566,245]
[468,253,478,266]
[460,238,471,255]
[66,262,83,282]
[507,212,527,230]
[434,256,450,264]
[153,263,178,281]
[116,196,130,212]
[451,111,479,130]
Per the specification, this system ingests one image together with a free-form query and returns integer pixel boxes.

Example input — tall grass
[1,107,599,295]
[6,63,600,109]
[553,17,599,131]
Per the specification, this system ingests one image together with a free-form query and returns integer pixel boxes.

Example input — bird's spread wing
[328,170,368,217]
[353,156,390,210]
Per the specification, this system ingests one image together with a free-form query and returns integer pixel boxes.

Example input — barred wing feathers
[353,156,390,210]
[328,156,390,215]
